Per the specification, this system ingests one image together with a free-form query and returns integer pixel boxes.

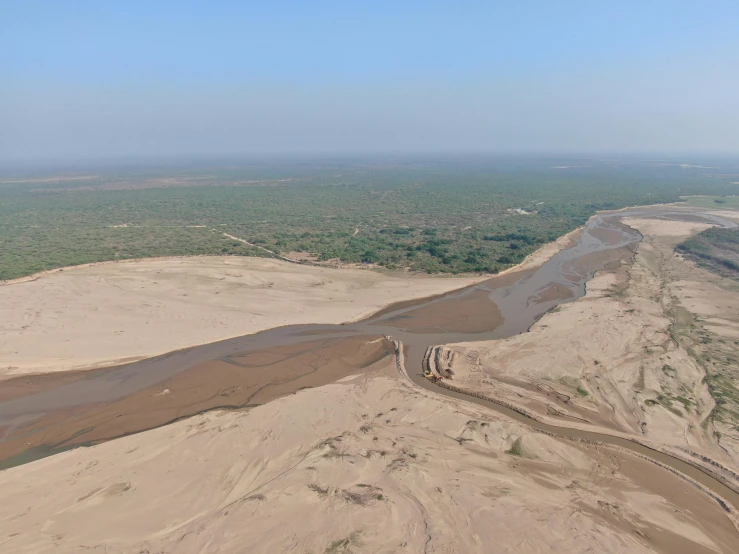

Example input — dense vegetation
[2,157,738,280]
[677,227,739,280]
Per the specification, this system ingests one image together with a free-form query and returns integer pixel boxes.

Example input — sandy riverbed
[4,211,739,552]
[0,257,484,378]
[1,354,737,553]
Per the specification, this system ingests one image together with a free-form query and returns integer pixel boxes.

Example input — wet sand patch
[528,283,574,305]
[0,369,95,403]
[570,244,636,275]
[368,269,523,321]
[588,224,626,245]
[382,288,503,334]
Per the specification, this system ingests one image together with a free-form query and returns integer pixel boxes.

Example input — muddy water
[1,208,738,507]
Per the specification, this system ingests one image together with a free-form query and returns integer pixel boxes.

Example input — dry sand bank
[0,256,483,378]
[437,215,739,477]
[1,355,737,554]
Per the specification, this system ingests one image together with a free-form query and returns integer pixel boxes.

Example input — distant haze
[2,1,739,162]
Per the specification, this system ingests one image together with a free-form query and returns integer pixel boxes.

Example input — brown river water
[2,207,739,515]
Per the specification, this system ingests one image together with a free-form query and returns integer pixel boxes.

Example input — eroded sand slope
[1,354,736,554]
[0,257,481,378]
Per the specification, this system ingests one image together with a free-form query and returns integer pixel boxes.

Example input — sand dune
[0,257,482,378]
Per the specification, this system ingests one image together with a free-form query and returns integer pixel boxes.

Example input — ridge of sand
[1,355,737,553]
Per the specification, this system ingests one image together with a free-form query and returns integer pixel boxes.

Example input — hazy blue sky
[2,1,739,162]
